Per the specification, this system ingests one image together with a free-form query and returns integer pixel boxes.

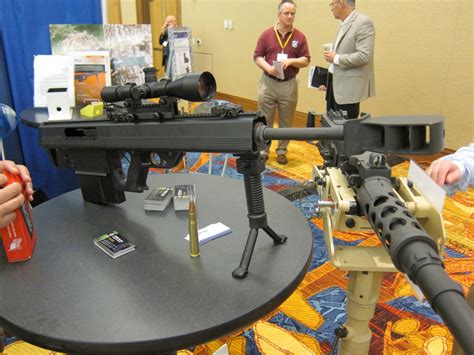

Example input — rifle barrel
[261,127,344,142]
[414,260,474,354]
[357,176,474,353]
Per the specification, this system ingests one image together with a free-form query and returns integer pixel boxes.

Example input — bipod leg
[263,225,287,244]
[233,228,259,279]
[232,155,287,279]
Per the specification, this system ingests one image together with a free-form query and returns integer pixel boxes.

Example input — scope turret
[101,70,217,103]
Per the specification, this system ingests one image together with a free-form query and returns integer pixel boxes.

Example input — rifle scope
[101,71,216,103]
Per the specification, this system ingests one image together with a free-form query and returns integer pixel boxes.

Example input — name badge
[277,53,288,62]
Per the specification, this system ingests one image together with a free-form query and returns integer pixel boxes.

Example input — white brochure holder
[47,88,72,120]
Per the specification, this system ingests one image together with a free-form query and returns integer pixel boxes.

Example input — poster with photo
[168,27,193,80]
[50,24,106,54]
[104,24,153,85]
[49,24,153,86]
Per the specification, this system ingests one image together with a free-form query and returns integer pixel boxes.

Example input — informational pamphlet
[33,55,75,107]
[70,51,111,106]
[185,222,232,245]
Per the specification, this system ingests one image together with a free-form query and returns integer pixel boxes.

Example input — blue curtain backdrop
[0,0,102,198]
[0,38,24,164]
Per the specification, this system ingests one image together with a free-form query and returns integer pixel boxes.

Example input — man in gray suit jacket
[322,0,375,119]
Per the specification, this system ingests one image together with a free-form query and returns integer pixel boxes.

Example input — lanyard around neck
[274,27,293,52]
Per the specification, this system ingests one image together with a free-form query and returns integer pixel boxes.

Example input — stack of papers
[144,186,173,211]
[94,231,135,259]
[173,184,195,211]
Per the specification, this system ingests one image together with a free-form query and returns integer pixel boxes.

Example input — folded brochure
[185,222,231,245]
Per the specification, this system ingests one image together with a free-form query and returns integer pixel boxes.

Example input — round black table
[0,173,312,354]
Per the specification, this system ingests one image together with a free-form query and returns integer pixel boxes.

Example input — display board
[167,27,193,80]
[49,24,153,86]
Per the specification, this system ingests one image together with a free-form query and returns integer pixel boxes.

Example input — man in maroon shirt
[254,0,310,164]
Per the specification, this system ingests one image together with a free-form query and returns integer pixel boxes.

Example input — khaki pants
[257,74,298,155]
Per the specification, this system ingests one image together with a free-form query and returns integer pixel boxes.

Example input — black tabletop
[0,173,312,354]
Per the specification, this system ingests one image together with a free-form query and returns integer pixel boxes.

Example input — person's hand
[161,22,170,34]
[0,160,34,202]
[324,51,336,63]
[281,58,293,70]
[426,159,462,186]
[267,66,280,77]
[0,173,25,228]
[318,85,327,91]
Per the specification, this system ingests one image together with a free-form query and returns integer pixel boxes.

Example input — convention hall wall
[126,0,473,149]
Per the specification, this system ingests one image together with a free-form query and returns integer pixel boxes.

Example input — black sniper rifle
[39,69,473,353]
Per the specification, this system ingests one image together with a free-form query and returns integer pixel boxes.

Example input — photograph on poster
[49,24,152,86]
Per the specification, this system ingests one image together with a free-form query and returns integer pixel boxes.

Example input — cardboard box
[0,172,37,262]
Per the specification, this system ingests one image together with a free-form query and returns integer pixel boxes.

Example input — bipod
[232,154,287,279]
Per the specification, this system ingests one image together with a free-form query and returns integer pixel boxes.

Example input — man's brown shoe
[277,154,288,164]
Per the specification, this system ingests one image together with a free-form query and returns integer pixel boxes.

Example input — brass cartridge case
[188,199,200,257]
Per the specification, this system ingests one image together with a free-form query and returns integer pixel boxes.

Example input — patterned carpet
[2,141,473,354]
